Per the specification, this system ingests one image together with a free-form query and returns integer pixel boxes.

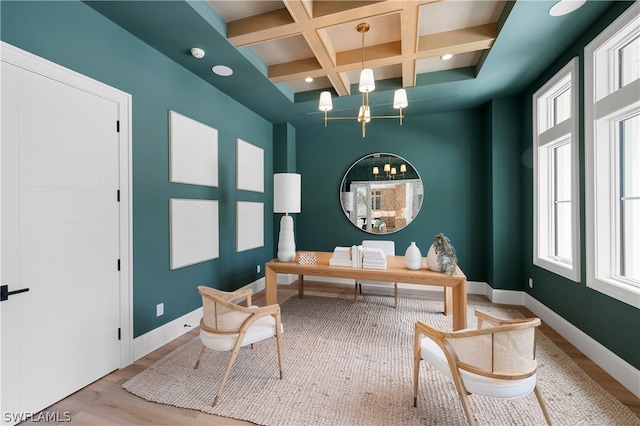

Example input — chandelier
[373,157,407,180]
[318,23,408,138]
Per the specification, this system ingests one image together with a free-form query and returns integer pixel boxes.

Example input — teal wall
[487,98,525,290]
[1,1,275,337]
[295,109,491,283]
[521,1,639,368]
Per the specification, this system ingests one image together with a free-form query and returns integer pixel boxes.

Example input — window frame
[532,57,581,282]
[584,2,640,308]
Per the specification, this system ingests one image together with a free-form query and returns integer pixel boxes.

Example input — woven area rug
[123,294,639,425]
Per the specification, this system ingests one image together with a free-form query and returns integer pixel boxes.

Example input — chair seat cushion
[200,314,281,352]
[420,336,536,399]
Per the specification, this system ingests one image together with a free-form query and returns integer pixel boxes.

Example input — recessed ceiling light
[305,77,314,83]
[441,54,453,60]
[549,0,586,16]
[212,65,233,77]
[190,47,205,59]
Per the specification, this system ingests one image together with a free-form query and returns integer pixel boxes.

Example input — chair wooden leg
[194,345,206,369]
[534,385,552,425]
[413,331,421,407]
[275,323,284,380]
[394,283,398,309]
[456,391,476,426]
[212,341,244,407]
[353,282,358,303]
[449,366,475,426]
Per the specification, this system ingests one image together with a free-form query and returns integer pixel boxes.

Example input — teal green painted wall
[1,1,274,337]
[295,110,489,282]
[521,1,639,368]
[488,98,525,290]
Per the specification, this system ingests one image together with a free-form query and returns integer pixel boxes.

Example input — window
[371,190,382,210]
[533,58,581,281]
[585,3,640,308]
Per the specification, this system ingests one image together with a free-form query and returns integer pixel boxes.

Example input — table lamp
[274,173,301,262]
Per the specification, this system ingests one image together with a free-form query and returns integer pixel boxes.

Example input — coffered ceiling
[86,0,618,126]
[208,0,506,97]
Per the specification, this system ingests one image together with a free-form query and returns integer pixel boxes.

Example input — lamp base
[277,215,296,262]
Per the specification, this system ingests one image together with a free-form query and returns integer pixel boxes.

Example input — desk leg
[443,287,452,316]
[452,279,467,331]
[265,266,277,306]
[298,275,304,299]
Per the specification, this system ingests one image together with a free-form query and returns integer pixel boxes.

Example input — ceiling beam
[416,23,497,59]
[227,9,301,47]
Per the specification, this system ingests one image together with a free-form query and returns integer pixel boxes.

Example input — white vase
[404,242,422,270]
[426,244,441,271]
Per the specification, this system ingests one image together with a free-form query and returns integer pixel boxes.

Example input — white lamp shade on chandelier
[359,68,375,93]
[393,89,408,109]
[273,173,301,262]
[319,91,333,112]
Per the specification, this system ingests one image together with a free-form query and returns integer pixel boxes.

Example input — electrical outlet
[156,303,164,317]
[257,264,261,273]
[528,278,533,289]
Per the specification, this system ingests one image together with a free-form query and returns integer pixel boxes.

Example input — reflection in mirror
[340,153,423,234]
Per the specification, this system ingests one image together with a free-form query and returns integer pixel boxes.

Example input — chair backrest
[362,240,395,256]
[446,318,540,377]
[198,286,252,334]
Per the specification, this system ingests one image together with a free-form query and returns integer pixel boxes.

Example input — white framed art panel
[170,198,219,269]
[236,138,264,192]
[169,110,218,187]
[236,201,264,252]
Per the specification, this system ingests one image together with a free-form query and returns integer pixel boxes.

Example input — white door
[1,49,126,421]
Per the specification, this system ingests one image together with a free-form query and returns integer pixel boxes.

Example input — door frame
[0,41,133,370]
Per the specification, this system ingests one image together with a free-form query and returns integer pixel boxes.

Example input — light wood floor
[23,282,639,425]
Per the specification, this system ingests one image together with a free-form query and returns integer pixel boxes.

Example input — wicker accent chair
[195,286,283,407]
[413,310,551,425]
[355,240,397,307]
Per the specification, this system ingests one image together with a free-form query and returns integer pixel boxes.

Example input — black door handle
[0,284,30,302]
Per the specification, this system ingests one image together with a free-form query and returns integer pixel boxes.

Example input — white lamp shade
[384,163,390,172]
[319,91,333,112]
[273,173,301,214]
[357,105,371,123]
[359,68,375,93]
[373,166,379,175]
[400,164,407,173]
[393,88,408,109]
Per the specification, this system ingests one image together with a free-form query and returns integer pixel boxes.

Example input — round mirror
[340,153,423,234]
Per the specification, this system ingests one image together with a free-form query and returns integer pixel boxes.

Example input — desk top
[266,251,466,287]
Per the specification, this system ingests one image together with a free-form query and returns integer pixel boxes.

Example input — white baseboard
[132,278,265,362]
[132,307,202,362]
[277,273,302,285]
[524,294,640,398]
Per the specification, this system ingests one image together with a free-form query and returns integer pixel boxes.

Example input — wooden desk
[265,251,468,331]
